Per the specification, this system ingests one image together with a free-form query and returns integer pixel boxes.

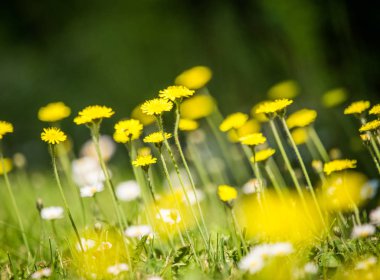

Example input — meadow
[1,66,380,279]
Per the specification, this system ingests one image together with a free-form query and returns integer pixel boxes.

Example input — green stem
[264,163,284,198]
[367,144,380,174]
[49,144,83,252]
[308,126,330,162]
[0,150,32,259]
[173,105,209,237]
[230,208,248,254]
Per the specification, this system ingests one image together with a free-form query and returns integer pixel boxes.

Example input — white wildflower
[351,224,376,238]
[115,180,141,201]
[40,207,64,220]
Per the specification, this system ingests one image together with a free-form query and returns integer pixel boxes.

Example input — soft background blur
[0,0,379,167]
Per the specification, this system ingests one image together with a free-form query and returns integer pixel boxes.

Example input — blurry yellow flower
[0,121,13,140]
[237,191,324,242]
[179,119,199,131]
[318,171,367,211]
[180,95,215,119]
[251,101,270,122]
[0,158,12,175]
[175,66,212,89]
[132,154,157,168]
[38,102,71,122]
[311,160,323,173]
[344,101,370,115]
[143,132,172,144]
[218,185,238,202]
[251,148,275,163]
[255,99,293,116]
[323,159,357,175]
[360,133,370,142]
[228,119,261,142]
[138,147,152,156]
[159,85,194,102]
[369,104,380,116]
[41,127,67,145]
[113,119,143,143]
[291,128,308,145]
[286,109,317,129]
[141,98,173,116]
[74,105,114,125]
[219,112,248,132]
[239,133,266,146]
[359,119,380,132]
[131,104,156,126]
[321,88,347,108]
[267,80,299,99]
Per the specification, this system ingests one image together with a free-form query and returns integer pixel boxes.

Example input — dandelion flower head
[255,99,293,116]
[219,112,248,132]
[0,158,12,175]
[38,102,71,122]
[267,80,299,99]
[74,105,114,125]
[159,85,194,102]
[228,119,260,142]
[251,148,276,163]
[239,133,267,146]
[0,121,14,139]
[179,119,199,131]
[291,128,308,145]
[286,109,317,129]
[180,95,215,119]
[344,101,370,115]
[175,66,212,89]
[369,104,380,116]
[218,185,238,202]
[132,154,157,168]
[323,159,357,175]
[359,119,380,132]
[41,127,67,145]
[113,119,143,143]
[143,132,172,144]
[141,98,173,116]
[321,88,347,108]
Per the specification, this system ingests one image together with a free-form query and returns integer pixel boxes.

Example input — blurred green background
[0,0,379,166]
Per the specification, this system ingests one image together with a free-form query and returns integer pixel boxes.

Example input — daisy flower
[38,102,71,122]
[115,180,141,201]
[31,268,52,279]
[40,206,64,220]
[79,183,104,198]
[124,225,152,238]
[156,208,181,225]
[159,85,194,101]
[40,127,67,145]
[74,105,114,125]
[107,263,129,275]
[238,252,265,274]
[140,98,173,116]
[351,224,376,238]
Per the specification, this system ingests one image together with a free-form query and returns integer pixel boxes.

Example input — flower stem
[308,126,330,162]
[280,118,327,227]
[49,144,83,252]
[0,150,32,260]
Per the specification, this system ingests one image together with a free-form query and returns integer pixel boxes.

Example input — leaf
[173,245,191,264]
[132,235,149,264]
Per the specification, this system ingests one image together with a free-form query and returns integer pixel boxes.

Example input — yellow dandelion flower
[228,119,260,142]
[344,101,370,115]
[218,185,238,202]
[41,127,67,145]
[0,121,14,140]
[239,133,266,146]
[74,105,114,125]
[140,98,173,116]
[251,148,276,163]
[138,147,152,156]
[159,85,195,102]
[131,104,156,126]
[0,158,12,175]
[179,119,199,131]
[321,88,348,108]
[255,99,293,116]
[175,66,212,90]
[113,119,143,143]
[143,132,172,144]
[360,134,370,142]
[38,102,71,122]
[369,104,380,116]
[359,119,380,132]
[267,80,300,99]
[323,159,357,175]
[180,95,215,120]
[132,154,157,168]
[286,109,317,129]
[291,128,308,145]
[251,101,270,122]
[219,112,248,132]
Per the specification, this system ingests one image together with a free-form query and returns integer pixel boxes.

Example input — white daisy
[40,207,64,220]
[156,209,181,225]
[242,179,261,194]
[31,268,52,279]
[351,224,376,238]
[80,135,116,162]
[76,238,96,251]
[124,225,152,239]
[80,183,104,198]
[115,180,141,201]
[238,251,265,274]
[107,263,129,275]
[304,262,318,274]
[370,206,380,224]
[72,156,106,187]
